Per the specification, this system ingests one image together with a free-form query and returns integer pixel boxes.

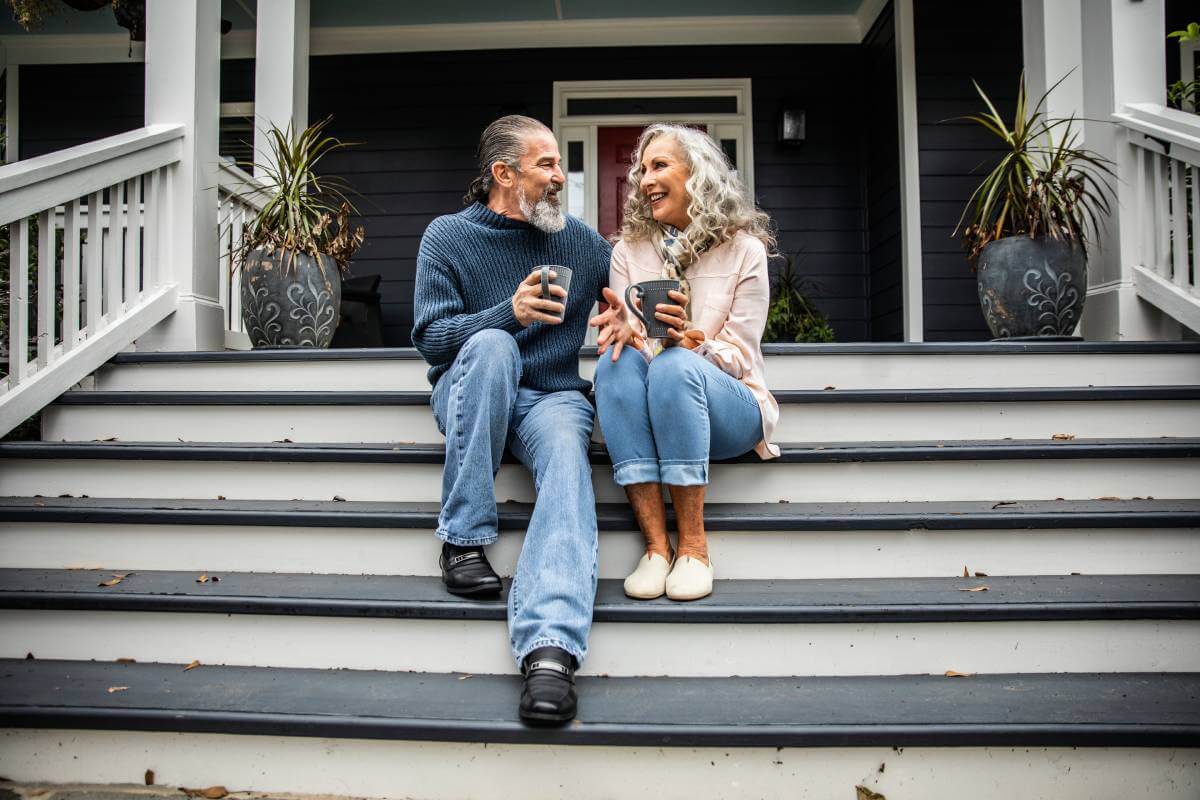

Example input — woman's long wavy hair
[620,124,776,265]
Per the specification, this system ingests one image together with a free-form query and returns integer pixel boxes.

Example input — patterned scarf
[652,223,704,322]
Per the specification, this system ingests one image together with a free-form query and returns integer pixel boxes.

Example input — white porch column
[139,0,224,352]
[1080,0,1181,340]
[1021,0,1083,123]
[894,0,923,342]
[253,0,310,175]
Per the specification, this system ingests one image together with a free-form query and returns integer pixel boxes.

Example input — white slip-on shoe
[623,552,674,599]
[665,555,714,601]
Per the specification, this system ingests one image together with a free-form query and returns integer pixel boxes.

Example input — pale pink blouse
[609,231,780,460]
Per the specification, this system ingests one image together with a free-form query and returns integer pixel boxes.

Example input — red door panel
[597,126,644,240]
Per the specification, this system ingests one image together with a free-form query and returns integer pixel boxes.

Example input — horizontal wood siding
[310,45,871,346]
[914,0,1024,341]
[862,2,903,342]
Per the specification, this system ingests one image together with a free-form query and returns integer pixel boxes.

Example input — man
[411,115,611,724]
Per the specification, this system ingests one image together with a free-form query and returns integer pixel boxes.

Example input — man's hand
[513,269,567,327]
[589,286,644,361]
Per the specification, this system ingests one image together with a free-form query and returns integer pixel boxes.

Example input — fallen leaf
[107,686,129,693]
[58,493,73,498]
[958,585,989,592]
[333,496,346,502]
[25,652,34,660]
[274,438,294,444]
[974,571,988,577]
[181,787,228,799]
[98,572,132,587]
[458,674,473,681]
[992,501,1019,509]
[211,575,220,582]
[196,574,209,583]
[1051,433,1075,440]
[183,660,201,671]
[856,786,887,800]
[145,770,155,786]
[944,670,973,678]
[1097,496,1121,501]
[216,495,226,500]
[962,566,969,578]
[116,657,137,663]
[100,437,118,442]
[823,385,836,391]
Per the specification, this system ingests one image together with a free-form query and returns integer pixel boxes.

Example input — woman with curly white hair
[588,123,780,601]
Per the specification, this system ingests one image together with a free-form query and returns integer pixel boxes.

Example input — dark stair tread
[2,659,1197,746]
[4,438,1198,464]
[105,341,1200,364]
[51,385,1200,405]
[2,497,1195,530]
[2,569,1197,623]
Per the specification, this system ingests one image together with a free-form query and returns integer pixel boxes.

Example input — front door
[597,126,644,240]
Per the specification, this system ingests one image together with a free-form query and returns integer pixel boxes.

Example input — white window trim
[552,78,755,230]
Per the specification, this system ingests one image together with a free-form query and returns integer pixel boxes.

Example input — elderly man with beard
[412,115,611,724]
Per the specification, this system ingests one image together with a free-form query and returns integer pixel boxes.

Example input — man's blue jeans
[595,346,762,486]
[431,329,598,668]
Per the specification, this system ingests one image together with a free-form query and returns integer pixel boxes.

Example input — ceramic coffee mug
[625,279,682,339]
[539,264,573,320]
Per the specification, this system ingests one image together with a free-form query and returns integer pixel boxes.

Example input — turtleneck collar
[463,201,535,231]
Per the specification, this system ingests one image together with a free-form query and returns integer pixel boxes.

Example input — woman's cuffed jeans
[431,329,598,669]
[594,346,762,486]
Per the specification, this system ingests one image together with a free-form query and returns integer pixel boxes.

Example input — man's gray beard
[519,188,566,234]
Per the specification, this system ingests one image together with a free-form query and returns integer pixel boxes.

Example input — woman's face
[639,135,691,230]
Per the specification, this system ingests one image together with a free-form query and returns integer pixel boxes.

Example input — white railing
[0,125,183,436]
[1115,103,1200,333]
[216,160,268,350]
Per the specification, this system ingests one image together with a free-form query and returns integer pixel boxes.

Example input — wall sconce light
[778,108,806,145]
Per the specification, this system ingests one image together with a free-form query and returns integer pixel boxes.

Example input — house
[0,2,1197,798]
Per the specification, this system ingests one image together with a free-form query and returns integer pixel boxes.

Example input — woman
[589,124,780,602]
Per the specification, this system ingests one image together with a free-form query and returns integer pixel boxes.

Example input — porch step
[4,570,1197,676]
[42,385,1200,443]
[3,438,1196,504]
[91,342,1200,392]
[2,659,1197,747]
[2,497,1197,579]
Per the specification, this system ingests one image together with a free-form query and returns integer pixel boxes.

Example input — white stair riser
[3,732,1195,800]
[91,353,1200,392]
[3,523,1197,580]
[4,612,1197,677]
[41,399,1200,443]
[4,457,1195,504]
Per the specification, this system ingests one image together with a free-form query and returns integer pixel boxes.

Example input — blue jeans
[431,329,598,668]
[594,346,763,486]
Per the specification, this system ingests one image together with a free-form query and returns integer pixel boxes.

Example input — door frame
[551,78,756,230]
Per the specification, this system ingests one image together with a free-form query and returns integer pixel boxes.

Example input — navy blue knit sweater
[412,202,611,392]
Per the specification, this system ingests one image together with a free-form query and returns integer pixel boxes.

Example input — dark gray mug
[538,264,572,320]
[625,279,681,338]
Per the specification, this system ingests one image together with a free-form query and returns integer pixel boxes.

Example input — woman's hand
[589,287,645,361]
[655,289,704,349]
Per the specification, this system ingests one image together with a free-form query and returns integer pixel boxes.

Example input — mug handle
[624,284,647,328]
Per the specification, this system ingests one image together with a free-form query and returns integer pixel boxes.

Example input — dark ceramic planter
[240,248,342,348]
[976,236,1087,339]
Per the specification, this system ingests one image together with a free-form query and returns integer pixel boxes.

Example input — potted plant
[232,116,364,349]
[763,253,834,344]
[956,75,1114,339]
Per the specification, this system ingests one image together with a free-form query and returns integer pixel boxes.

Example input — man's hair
[463,115,552,205]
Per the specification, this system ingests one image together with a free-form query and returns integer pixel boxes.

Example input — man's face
[512,131,566,233]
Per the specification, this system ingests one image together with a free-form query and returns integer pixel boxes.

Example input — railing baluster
[231,204,245,333]
[1136,147,1150,270]
[104,182,123,317]
[144,167,161,289]
[1171,157,1189,290]
[1154,152,1172,277]
[127,176,143,300]
[1190,166,1199,295]
[63,199,82,352]
[217,195,231,329]
[36,208,56,369]
[86,190,103,332]
[9,219,29,384]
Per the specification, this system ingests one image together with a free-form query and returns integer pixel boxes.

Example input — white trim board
[0,5,895,65]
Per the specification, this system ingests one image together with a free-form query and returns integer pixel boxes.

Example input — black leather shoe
[439,542,501,597]
[519,646,577,724]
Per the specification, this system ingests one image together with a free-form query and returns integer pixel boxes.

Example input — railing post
[1080,0,1182,340]
[254,0,310,175]
[137,0,223,352]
